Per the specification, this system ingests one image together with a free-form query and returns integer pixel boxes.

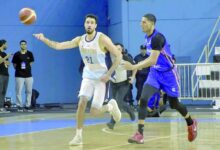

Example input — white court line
[101,124,132,136]
[101,123,157,137]
[102,127,128,136]
[94,132,187,150]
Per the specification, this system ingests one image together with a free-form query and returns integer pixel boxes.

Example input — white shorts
[78,78,106,109]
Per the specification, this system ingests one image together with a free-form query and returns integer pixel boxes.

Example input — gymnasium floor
[0,108,220,150]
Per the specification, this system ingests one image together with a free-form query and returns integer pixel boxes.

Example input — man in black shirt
[0,40,12,113]
[12,40,34,112]
[134,45,150,103]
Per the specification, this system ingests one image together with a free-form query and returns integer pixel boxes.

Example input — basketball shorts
[79,78,106,109]
[145,69,180,97]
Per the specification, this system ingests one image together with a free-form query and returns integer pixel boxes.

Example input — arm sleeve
[12,53,17,63]
[30,52,34,62]
[151,33,166,51]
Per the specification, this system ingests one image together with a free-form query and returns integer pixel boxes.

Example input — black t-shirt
[12,50,34,77]
[0,51,9,76]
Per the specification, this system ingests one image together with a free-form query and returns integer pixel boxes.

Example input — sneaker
[109,99,121,122]
[0,108,10,113]
[17,107,24,112]
[128,131,144,144]
[159,105,167,114]
[147,110,160,117]
[106,122,115,130]
[69,135,83,146]
[24,107,34,112]
[188,119,198,142]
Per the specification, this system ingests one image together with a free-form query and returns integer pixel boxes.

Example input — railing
[190,16,220,99]
[197,16,220,64]
[176,63,220,100]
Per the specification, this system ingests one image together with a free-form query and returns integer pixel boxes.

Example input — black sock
[138,124,144,135]
[185,116,193,126]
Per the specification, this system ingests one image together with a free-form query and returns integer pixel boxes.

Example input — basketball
[19,8,37,25]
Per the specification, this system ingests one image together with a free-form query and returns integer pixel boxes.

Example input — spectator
[12,40,34,112]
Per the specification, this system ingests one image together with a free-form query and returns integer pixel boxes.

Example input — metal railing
[190,16,220,99]
[177,63,220,100]
[197,16,220,63]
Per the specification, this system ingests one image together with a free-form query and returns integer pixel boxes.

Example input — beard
[86,28,94,35]
[21,47,26,50]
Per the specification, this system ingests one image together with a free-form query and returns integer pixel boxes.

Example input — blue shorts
[145,68,180,97]
[148,92,160,110]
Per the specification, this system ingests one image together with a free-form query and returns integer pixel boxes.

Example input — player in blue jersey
[123,13,197,144]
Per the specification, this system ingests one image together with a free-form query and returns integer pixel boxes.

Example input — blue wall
[0,0,108,104]
[108,0,220,63]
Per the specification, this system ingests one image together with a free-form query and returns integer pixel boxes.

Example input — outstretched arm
[0,53,13,64]
[123,50,160,70]
[33,33,81,50]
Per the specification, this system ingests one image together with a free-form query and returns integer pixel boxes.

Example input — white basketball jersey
[79,32,108,80]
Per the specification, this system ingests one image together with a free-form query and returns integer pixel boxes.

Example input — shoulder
[153,32,166,41]
[74,36,82,41]
[14,51,19,56]
[151,32,166,47]
[27,51,33,54]
[99,32,110,42]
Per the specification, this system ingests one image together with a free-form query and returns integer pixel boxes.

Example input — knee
[78,97,88,110]
[168,96,178,109]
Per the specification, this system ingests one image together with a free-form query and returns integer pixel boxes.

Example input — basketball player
[33,14,122,146]
[123,13,197,144]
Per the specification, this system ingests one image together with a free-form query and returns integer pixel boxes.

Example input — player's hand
[100,74,110,83]
[121,61,135,70]
[33,33,45,41]
[7,53,13,58]
[4,61,10,66]
[128,76,134,84]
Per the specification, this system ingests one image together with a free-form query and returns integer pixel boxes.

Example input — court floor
[0,110,220,150]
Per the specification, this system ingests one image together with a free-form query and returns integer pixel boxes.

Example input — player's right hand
[33,33,45,40]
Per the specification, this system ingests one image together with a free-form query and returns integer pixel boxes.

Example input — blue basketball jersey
[144,30,174,72]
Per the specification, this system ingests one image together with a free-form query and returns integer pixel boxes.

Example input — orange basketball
[19,8,37,25]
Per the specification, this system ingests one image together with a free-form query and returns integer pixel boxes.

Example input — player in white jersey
[33,14,122,146]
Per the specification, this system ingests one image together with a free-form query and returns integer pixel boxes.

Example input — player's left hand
[121,61,135,70]
[128,76,134,84]
[100,74,110,83]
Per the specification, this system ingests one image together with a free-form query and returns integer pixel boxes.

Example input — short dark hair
[20,40,27,45]
[115,42,124,48]
[143,13,156,24]
[0,39,7,47]
[85,14,98,24]
[115,42,125,52]
[140,45,146,50]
